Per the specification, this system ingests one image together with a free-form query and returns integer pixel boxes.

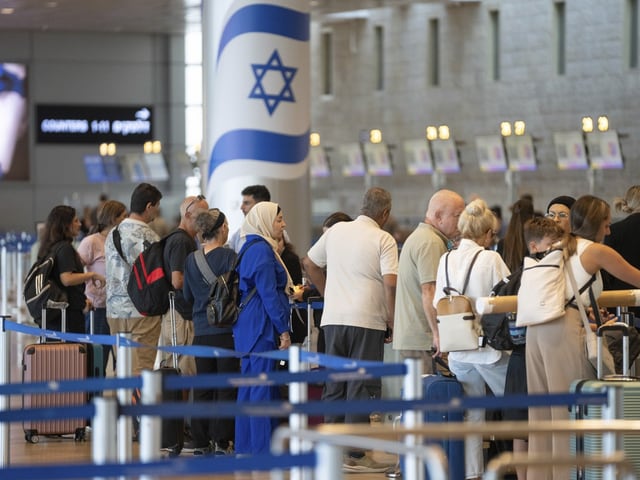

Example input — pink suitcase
[22,302,87,443]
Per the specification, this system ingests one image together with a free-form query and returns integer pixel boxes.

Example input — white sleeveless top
[565,238,602,304]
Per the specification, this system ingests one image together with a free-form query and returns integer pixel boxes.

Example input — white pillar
[203,0,311,250]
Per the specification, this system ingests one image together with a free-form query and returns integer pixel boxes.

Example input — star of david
[249,49,297,116]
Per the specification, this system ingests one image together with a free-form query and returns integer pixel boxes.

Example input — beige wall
[309,1,640,230]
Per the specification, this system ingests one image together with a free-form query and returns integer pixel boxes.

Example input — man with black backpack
[104,183,163,375]
[157,194,209,375]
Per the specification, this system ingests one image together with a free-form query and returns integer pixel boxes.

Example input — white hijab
[240,201,295,294]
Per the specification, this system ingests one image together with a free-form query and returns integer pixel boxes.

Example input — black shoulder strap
[194,249,216,285]
[461,249,482,295]
[234,238,262,269]
[444,248,482,296]
[566,274,597,307]
[112,225,128,264]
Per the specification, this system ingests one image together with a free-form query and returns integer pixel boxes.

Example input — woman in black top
[37,205,104,333]
[182,208,239,455]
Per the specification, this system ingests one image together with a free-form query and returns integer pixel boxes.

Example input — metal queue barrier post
[92,396,118,480]
[602,386,624,480]
[116,332,133,471]
[287,344,311,480]
[139,370,162,480]
[1,243,7,317]
[402,358,424,480]
[0,315,10,468]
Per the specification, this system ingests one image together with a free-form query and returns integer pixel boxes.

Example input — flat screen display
[475,135,507,172]
[431,139,460,173]
[339,143,366,177]
[309,145,330,178]
[0,63,28,181]
[403,139,433,175]
[554,131,588,170]
[363,143,392,176]
[83,155,123,183]
[143,153,169,181]
[36,104,153,144]
[586,130,623,170]
[505,134,537,171]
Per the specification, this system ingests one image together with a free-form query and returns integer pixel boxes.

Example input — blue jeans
[449,353,510,479]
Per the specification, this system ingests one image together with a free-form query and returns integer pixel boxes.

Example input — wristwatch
[0,64,25,97]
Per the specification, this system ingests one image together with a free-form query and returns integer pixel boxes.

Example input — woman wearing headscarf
[233,201,292,455]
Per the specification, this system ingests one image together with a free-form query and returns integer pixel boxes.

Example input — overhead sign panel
[36,105,153,144]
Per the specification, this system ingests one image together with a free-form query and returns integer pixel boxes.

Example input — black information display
[36,105,153,144]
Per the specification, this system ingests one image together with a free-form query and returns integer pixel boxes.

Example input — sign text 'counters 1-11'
[35,105,153,144]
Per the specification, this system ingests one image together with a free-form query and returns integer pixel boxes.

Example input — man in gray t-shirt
[392,189,464,374]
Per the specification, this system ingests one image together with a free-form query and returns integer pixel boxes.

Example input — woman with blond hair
[233,201,293,455]
[433,198,511,480]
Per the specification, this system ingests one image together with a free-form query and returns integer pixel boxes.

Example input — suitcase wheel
[74,428,86,442]
[24,430,39,444]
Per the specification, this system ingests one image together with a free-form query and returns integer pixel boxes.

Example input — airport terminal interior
[2,0,640,478]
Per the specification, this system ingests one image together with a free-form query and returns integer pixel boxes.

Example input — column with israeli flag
[203,0,311,251]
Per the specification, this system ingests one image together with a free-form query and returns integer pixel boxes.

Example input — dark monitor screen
[83,155,122,183]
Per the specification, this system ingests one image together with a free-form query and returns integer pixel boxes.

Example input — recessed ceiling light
[46,2,58,7]
[1,8,14,14]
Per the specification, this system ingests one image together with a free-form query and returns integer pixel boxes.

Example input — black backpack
[481,268,524,350]
[193,238,260,328]
[23,242,68,323]
[113,228,180,317]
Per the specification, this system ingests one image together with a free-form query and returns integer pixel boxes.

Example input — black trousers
[191,333,240,448]
[322,325,385,424]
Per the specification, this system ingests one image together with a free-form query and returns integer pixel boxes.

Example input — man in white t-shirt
[303,187,398,473]
[393,189,465,373]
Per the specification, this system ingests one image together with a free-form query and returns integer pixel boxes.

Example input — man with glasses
[545,195,575,234]
[158,194,209,376]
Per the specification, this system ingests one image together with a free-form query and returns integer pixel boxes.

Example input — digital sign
[36,105,153,144]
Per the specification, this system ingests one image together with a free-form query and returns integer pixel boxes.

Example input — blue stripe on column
[217,4,310,62]
[208,129,310,177]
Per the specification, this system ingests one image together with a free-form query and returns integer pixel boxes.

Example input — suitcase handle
[168,291,178,370]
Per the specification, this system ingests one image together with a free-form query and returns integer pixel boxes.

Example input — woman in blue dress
[234,201,293,455]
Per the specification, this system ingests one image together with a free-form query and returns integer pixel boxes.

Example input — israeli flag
[206,1,310,207]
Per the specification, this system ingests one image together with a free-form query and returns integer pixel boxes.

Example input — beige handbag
[436,250,483,353]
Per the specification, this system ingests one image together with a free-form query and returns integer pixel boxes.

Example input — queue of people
[29,181,640,477]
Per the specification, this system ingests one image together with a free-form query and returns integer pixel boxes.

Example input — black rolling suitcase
[159,291,184,456]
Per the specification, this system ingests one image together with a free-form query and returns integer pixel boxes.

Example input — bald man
[158,195,209,375]
[393,189,465,373]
